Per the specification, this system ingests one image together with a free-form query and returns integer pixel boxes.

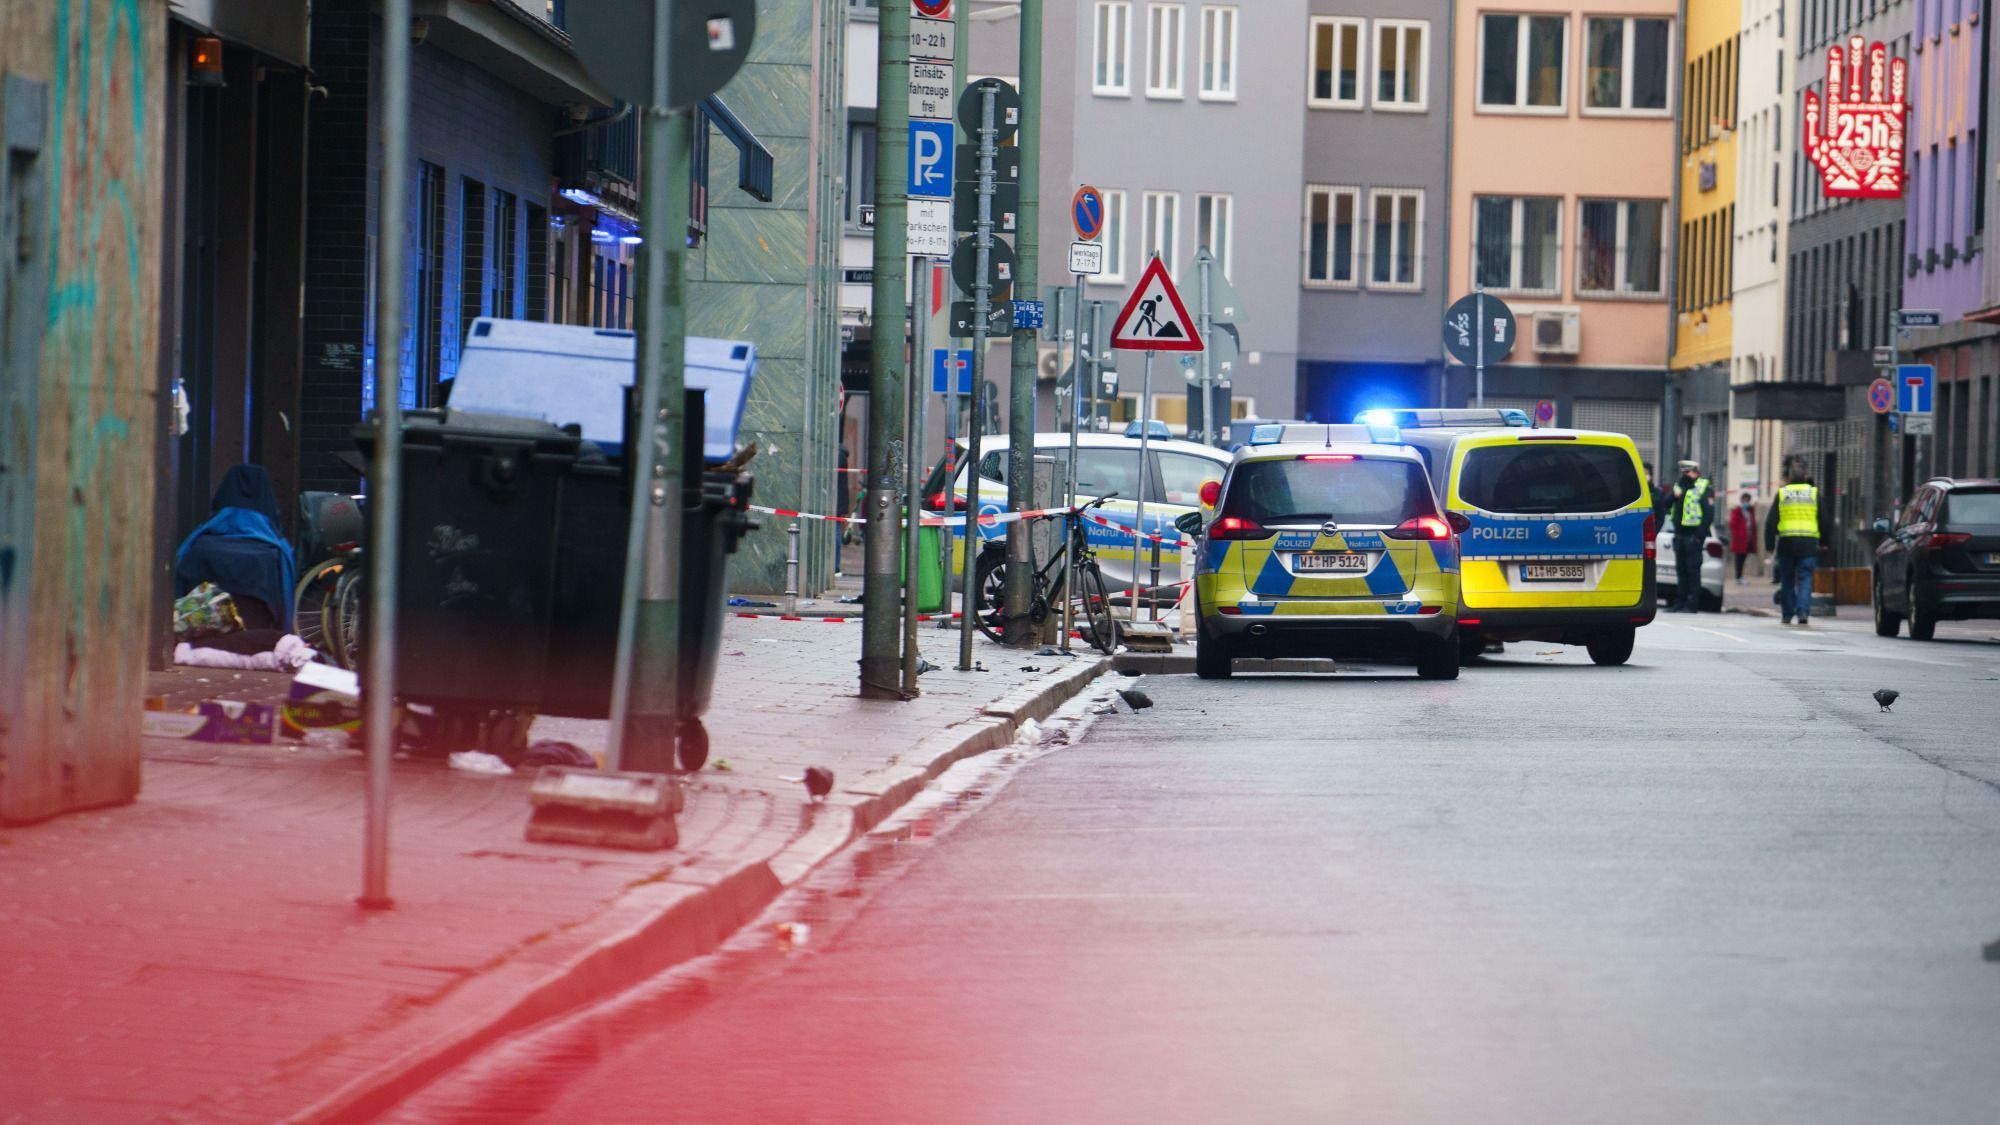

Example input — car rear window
[1456,443,1641,514]
[1221,458,1436,526]
[1944,490,2000,525]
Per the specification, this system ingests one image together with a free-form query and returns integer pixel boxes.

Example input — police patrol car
[1364,409,1657,666]
[1184,424,1462,680]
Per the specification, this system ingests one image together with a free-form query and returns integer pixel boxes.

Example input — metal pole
[862,0,912,699]
[958,84,998,671]
[785,523,801,613]
[1003,0,1044,647]
[1474,284,1486,408]
[903,259,929,695]
[361,0,413,911]
[1197,251,1213,446]
[1132,346,1155,622]
[1061,281,1082,652]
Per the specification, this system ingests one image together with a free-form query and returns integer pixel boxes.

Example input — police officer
[1670,459,1714,613]
[1763,461,1822,626]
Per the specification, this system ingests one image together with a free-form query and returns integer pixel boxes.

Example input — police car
[1183,424,1462,680]
[1368,410,1657,666]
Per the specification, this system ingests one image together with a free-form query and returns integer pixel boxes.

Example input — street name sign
[1871,346,1897,367]
[1110,256,1204,352]
[906,198,952,256]
[1442,292,1517,366]
[1896,363,1935,414]
[909,16,954,62]
[906,120,954,199]
[1896,308,1943,329]
[1068,240,1104,275]
[909,60,955,121]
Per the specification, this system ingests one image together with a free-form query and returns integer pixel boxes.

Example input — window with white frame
[1577,198,1665,295]
[1304,185,1361,287]
[1094,2,1132,96]
[1142,190,1179,270]
[1374,20,1428,110]
[1584,17,1671,113]
[1308,17,1364,109]
[1196,192,1232,278]
[1147,5,1185,98]
[1199,6,1237,100]
[1095,189,1129,284]
[1368,188,1422,289]
[1474,195,1562,294]
[1478,13,1568,111]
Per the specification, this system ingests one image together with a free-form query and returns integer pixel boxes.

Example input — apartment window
[1196,192,1232,278]
[1577,199,1664,296]
[458,178,486,347]
[1142,190,1179,270]
[1479,13,1568,111]
[1375,20,1428,111]
[1304,185,1361,287]
[525,204,549,321]
[1368,188,1422,289]
[1096,189,1129,284]
[490,189,519,321]
[1584,17,1671,113]
[845,120,877,226]
[1147,5,1185,98]
[413,161,447,406]
[1474,195,1561,294]
[1095,2,1133,95]
[1308,17,1364,108]
[1199,6,1237,100]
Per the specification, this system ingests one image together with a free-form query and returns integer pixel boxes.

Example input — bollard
[786,522,801,615]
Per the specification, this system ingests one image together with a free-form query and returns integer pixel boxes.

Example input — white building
[1729,0,1794,499]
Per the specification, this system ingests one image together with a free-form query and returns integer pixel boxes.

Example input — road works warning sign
[1109,256,1204,352]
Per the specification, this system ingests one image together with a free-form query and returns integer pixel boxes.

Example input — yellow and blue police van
[1185,424,1463,680]
[1365,410,1657,666]
[922,429,1228,596]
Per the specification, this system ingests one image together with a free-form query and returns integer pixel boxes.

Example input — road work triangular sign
[1110,256,1204,352]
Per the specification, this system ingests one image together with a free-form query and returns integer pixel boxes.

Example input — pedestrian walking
[1669,459,1714,613]
[1764,462,1824,626]
[1728,491,1757,584]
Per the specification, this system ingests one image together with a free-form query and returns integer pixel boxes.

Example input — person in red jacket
[1727,490,1758,583]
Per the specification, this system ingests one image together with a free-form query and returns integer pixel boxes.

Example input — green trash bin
[901,524,946,613]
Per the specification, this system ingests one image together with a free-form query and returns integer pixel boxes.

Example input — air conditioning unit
[1530,308,1581,356]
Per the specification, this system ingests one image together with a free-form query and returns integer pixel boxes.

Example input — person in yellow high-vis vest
[1763,462,1823,626]
[1669,459,1715,612]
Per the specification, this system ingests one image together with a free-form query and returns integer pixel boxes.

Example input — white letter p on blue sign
[907,121,953,199]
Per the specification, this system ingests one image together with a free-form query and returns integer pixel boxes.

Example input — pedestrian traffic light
[188,37,225,87]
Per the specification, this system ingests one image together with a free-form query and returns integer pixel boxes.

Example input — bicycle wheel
[972,549,1011,645]
[1077,562,1119,655]
[332,568,366,670]
[293,558,347,661]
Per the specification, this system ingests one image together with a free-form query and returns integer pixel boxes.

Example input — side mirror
[1871,517,1892,535]
[1174,511,1205,537]
[1198,479,1222,508]
[1445,512,1471,534]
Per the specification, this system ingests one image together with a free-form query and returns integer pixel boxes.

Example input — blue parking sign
[1896,363,1934,414]
[907,121,954,199]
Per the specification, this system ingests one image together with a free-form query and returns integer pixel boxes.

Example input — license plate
[1988,552,2000,566]
[1296,552,1367,573]
[1521,563,1586,581]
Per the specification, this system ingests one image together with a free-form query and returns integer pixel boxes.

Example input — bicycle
[972,494,1121,655]
[293,492,366,668]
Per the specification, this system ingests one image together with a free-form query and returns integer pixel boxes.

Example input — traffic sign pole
[1002,0,1043,647]
[958,82,1000,672]
[902,260,929,696]
[1132,347,1155,624]
[1475,285,1486,408]
[862,0,913,701]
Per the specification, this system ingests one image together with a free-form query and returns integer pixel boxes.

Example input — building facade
[1728,0,1794,502]
[1671,0,1738,489]
[1446,1,1678,465]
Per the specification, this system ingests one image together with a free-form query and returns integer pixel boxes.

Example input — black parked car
[1873,478,2000,639]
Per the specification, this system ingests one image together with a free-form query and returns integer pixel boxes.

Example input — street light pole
[861,0,912,700]
[1003,0,1043,646]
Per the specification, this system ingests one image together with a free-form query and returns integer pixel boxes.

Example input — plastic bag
[174,582,245,640]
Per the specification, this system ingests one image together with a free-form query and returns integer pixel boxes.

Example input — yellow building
[1668,0,1738,478]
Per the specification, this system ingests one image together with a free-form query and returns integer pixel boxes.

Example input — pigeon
[1116,688,1154,711]
[799,766,835,802]
[1873,688,1899,713]
[916,658,939,675]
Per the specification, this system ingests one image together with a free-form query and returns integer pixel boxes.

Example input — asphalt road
[390,610,2000,1125]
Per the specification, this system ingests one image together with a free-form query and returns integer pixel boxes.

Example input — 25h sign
[1804,36,1908,200]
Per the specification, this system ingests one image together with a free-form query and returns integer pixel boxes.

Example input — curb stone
[282,656,1109,1125]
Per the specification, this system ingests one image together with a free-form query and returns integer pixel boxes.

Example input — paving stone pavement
[0,615,1103,1125]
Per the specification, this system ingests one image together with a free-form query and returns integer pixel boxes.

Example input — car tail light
[1299,453,1356,461]
[1209,516,1272,541]
[1459,617,1483,627]
[1705,540,1724,558]
[1643,515,1657,560]
[1928,532,1972,550]
[928,491,967,512]
[1385,515,1452,540]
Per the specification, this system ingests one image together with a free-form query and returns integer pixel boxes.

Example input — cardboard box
[282,662,362,736]
[141,700,279,744]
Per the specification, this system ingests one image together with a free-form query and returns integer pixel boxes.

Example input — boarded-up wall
[0,0,166,824]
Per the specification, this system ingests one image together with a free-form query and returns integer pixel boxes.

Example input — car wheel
[1872,570,1902,637]
[1416,629,1460,680]
[1586,627,1636,666]
[1193,605,1234,680]
[1907,577,1937,641]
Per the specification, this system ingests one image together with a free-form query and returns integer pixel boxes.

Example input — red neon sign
[1803,36,1908,200]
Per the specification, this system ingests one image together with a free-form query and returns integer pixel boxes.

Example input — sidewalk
[0,615,1105,1124]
